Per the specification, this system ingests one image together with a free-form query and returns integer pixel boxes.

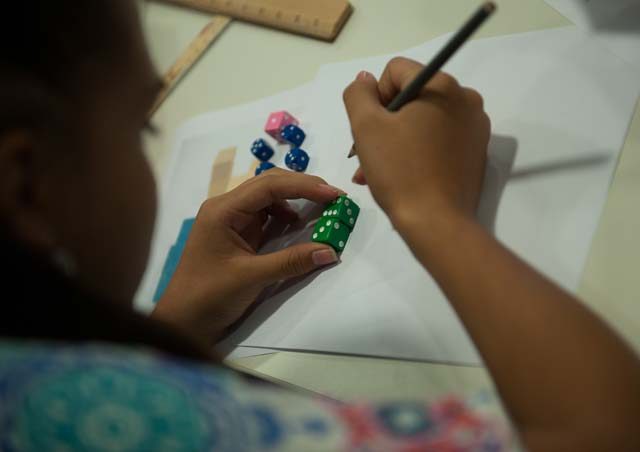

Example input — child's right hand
[342,57,491,241]
[345,60,640,452]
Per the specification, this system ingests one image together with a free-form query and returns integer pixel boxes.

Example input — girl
[1,1,638,450]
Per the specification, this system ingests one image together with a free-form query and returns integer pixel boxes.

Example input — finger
[463,87,484,109]
[379,57,461,105]
[247,242,339,284]
[254,166,326,183]
[232,172,345,215]
[343,70,385,132]
[266,200,299,224]
[378,57,425,105]
[351,167,367,185]
[427,71,461,94]
[240,168,329,194]
[241,215,266,251]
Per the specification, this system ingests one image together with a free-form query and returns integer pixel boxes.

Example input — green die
[312,217,350,252]
[322,195,360,230]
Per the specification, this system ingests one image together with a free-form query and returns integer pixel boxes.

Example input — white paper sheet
[222,346,276,360]
[545,0,640,69]
[223,27,640,365]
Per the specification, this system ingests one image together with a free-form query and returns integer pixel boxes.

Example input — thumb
[343,71,383,129]
[249,243,339,284]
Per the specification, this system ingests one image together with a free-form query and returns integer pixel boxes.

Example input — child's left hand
[151,168,343,345]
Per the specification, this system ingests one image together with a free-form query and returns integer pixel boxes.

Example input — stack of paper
[545,0,640,70]
[136,26,640,364]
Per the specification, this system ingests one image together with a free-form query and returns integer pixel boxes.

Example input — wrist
[390,202,479,264]
[151,298,224,346]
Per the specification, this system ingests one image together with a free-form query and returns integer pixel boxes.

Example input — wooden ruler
[148,15,231,117]
[152,0,352,41]
[207,147,258,197]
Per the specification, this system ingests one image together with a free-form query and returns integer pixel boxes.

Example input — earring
[51,248,77,277]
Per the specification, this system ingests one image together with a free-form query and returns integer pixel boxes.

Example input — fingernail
[351,172,366,185]
[312,248,339,266]
[317,184,347,196]
[357,70,372,81]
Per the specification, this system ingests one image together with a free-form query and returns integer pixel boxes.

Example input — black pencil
[348,1,496,158]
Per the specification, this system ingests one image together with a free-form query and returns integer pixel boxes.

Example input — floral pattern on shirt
[0,342,510,451]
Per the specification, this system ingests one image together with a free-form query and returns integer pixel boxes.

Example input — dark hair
[1,2,133,140]
[0,232,213,361]
[0,2,213,362]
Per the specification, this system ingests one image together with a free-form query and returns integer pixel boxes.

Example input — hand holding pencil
[347,1,495,158]
[343,59,490,234]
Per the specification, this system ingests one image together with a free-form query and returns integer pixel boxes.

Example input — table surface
[141,0,640,405]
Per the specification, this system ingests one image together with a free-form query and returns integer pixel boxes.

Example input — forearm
[151,298,222,346]
[397,210,640,449]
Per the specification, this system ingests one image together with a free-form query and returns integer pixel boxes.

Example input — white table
[142,0,640,406]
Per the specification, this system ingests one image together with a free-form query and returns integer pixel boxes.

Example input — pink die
[265,111,299,143]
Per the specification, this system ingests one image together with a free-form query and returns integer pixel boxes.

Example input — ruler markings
[152,0,352,41]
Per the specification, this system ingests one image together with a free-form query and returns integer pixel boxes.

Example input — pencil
[348,1,496,158]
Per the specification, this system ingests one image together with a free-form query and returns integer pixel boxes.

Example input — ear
[0,130,57,251]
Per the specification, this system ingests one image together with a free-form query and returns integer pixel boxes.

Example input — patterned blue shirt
[0,341,510,451]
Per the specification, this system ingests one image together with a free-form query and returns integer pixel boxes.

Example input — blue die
[251,138,274,161]
[280,124,306,147]
[255,161,275,176]
[284,148,310,172]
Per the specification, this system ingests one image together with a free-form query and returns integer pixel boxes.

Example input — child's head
[0,1,162,302]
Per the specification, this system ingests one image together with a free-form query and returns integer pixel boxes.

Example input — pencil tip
[484,2,497,13]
